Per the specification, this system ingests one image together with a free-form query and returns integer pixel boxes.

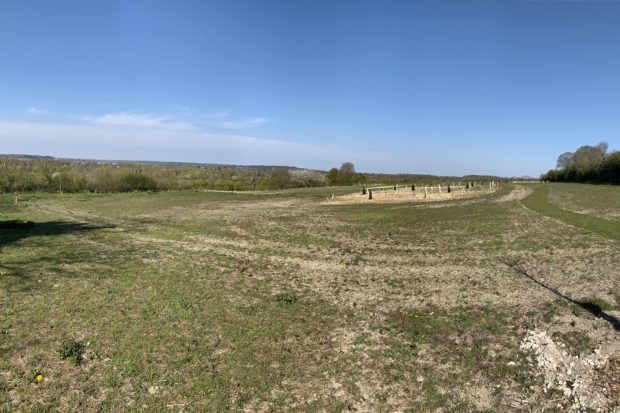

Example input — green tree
[337,162,356,185]
[600,151,620,183]
[268,168,291,189]
[326,168,339,186]
[573,145,605,173]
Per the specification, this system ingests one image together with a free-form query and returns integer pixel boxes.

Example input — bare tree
[556,152,575,169]
[338,162,356,185]
[573,145,605,172]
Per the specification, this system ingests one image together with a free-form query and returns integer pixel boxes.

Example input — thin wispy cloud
[81,109,269,131]
[218,117,267,129]
[26,107,49,115]
[84,112,195,131]
[203,109,268,129]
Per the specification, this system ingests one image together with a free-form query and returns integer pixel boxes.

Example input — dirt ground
[323,184,499,205]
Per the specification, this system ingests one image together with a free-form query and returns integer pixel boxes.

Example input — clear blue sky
[1,0,619,176]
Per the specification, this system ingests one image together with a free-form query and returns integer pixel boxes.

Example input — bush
[116,173,158,192]
[275,292,297,305]
[58,337,85,365]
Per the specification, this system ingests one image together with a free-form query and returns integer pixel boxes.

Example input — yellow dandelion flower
[36,374,44,382]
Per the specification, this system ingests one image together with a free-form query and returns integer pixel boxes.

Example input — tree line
[1,156,505,194]
[542,142,620,184]
[0,156,327,193]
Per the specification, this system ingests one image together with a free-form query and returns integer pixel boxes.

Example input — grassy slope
[547,182,620,221]
[522,184,620,242]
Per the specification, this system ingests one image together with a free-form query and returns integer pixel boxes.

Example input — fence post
[368,189,373,200]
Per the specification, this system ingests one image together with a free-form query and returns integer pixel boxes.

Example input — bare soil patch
[323,185,498,205]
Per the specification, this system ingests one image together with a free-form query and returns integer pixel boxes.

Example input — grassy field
[1,184,619,412]
[547,183,620,221]
[523,185,620,242]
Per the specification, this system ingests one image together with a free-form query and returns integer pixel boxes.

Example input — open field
[1,184,620,412]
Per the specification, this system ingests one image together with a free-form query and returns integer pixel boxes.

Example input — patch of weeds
[392,306,509,344]
[542,306,558,322]
[168,300,197,319]
[390,372,405,382]
[557,330,593,356]
[384,342,417,360]
[422,376,451,409]
[347,255,364,266]
[512,370,532,389]
[351,333,371,347]
[376,391,389,403]
[58,337,85,366]
[387,305,517,393]
[88,351,102,361]
[275,292,297,305]
[28,369,45,383]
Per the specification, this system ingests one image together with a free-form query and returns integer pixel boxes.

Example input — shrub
[116,173,157,192]
[58,337,85,366]
[275,292,297,305]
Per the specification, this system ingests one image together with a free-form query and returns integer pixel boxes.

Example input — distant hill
[0,154,508,182]
[0,154,320,172]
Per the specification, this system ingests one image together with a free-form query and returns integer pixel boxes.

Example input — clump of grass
[58,337,85,366]
[578,296,613,314]
[512,370,532,389]
[348,255,364,266]
[275,292,297,305]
